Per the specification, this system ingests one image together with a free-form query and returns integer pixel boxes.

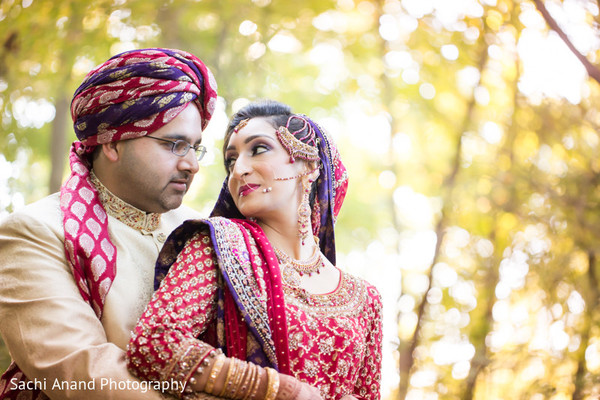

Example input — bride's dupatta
[154,217,292,374]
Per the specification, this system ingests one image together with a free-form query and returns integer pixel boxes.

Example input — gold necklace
[274,238,324,287]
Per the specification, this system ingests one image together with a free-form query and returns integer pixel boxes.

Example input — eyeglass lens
[172,140,189,155]
[166,139,204,161]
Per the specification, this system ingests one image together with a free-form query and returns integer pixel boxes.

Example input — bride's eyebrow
[226,134,275,152]
[244,134,274,144]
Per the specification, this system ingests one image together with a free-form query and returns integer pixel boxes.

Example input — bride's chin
[238,207,259,219]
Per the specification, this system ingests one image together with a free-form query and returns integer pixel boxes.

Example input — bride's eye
[225,156,237,172]
[252,144,270,155]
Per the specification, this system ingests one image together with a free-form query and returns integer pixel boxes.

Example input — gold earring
[298,177,313,245]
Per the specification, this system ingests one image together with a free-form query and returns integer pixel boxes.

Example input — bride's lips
[239,184,260,197]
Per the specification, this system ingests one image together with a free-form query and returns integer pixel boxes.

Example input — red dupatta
[231,219,291,373]
[154,217,291,374]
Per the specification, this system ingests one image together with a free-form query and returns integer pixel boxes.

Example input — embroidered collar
[90,171,161,232]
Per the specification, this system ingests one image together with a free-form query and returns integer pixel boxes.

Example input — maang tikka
[232,118,249,134]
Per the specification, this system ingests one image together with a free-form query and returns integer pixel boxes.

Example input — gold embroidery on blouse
[283,271,368,317]
[283,272,383,400]
[90,170,161,231]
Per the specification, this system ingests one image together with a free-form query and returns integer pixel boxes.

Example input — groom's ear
[100,141,121,162]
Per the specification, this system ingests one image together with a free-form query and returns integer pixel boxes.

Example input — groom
[0,48,217,399]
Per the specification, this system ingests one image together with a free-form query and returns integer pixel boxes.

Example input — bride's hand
[278,374,322,400]
[296,381,322,400]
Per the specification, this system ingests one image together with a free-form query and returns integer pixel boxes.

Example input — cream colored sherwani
[0,175,201,399]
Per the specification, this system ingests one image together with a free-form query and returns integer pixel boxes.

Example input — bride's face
[224,117,308,221]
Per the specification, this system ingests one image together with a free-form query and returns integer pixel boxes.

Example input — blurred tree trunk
[572,251,598,399]
[398,79,465,400]
[49,94,68,193]
[48,3,84,193]
[396,26,489,400]
[371,0,404,391]
[212,1,237,105]
[463,13,523,396]
[463,254,495,400]
[371,0,417,396]
[157,4,184,50]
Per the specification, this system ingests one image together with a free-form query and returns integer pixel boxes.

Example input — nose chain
[273,165,320,181]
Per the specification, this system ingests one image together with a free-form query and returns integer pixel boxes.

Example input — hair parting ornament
[233,118,249,134]
[276,115,320,163]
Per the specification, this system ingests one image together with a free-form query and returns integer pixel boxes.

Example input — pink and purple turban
[70,48,217,146]
[61,48,218,318]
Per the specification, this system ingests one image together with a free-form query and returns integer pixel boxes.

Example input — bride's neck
[258,221,317,260]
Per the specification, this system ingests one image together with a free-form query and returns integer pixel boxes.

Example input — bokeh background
[2,0,600,399]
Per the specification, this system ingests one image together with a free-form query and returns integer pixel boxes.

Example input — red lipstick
[239,184,260,197]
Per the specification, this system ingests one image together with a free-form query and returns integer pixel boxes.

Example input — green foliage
[3,1,600,399]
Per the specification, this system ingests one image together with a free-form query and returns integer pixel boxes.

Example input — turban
[60,48,218,318]
[70,47,217,146]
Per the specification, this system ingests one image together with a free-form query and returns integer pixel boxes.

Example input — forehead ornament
[233,118,249,134]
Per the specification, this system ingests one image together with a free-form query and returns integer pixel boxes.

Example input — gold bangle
[229,360,248,399]
[205,354,226,395]
[235,362,254,400]
[264,367,280,400]
[219,359,235,397]
[221,358,245,398]
[183,346,215,393]
[245,365,261,400]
